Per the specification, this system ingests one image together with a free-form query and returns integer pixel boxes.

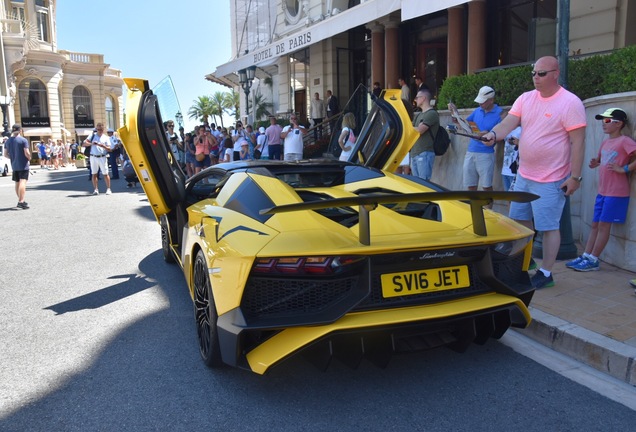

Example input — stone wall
[430,92,636,272]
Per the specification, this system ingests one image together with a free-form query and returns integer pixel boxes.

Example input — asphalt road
[1,167,636,431]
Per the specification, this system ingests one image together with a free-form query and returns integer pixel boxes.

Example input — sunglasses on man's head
[602,118,621,124]
[531,69,556,77]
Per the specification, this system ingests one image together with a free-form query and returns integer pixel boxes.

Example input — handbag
[196,153,205,162]
[254,135,267,160]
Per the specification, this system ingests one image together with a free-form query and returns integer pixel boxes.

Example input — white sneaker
[105,189,112,195]
[92,189,99,195]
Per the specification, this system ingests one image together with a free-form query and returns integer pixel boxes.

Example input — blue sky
[56,0,233,131]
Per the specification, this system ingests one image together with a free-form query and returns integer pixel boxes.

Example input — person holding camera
[281,114,308,161]
[232,122,247,161]
[194,125,213,174]
[83,122,112,195]
[166,121,182,167]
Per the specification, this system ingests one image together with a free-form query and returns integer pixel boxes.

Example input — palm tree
[209,91,227,127]
[188,95,214,124]
[248,90,274,121]
[224,89,240,121]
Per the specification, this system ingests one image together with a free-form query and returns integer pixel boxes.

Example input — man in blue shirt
[462,86,502,192]
[3,124,31,209]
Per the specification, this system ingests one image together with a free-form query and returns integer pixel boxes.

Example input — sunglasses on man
[531,69,556,77]
[601,118,622,124]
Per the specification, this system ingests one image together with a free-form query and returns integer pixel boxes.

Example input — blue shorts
[195,155,210,168]
[509,174,566,231]
[411,151,435,181]
[593,194,630,223]
[502,174,515,191]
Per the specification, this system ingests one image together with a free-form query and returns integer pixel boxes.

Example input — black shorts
[12,170,29,181]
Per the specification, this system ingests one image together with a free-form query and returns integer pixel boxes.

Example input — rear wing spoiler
[261,191,538,245]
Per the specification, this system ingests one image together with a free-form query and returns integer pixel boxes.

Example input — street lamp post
[238,66,256,122]
[0,95,11,137]
[175,111,183,128]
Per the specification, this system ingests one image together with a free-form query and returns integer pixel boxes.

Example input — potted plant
[75,153,86,168]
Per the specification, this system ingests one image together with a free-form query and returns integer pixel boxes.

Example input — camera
[199,138,203,144]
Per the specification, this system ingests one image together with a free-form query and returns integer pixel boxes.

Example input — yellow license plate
[381,265,470,298]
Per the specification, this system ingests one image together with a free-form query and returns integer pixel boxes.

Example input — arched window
[18,78,49,119]
[73,86,93,127]
[105,95,115,130]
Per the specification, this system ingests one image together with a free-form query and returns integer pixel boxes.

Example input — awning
[205,74,237,88]
[77,129,94,136]
[212,0,402,78]
[402,0,471,21]
[22,127,52,137]
[61,127,71,137]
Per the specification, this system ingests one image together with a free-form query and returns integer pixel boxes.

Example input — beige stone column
[384,21,400,89]
[368,22,385,88]
[447,7,465,77]
[467,0,486,73]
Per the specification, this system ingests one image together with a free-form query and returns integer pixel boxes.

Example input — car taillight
[252,256,364,275]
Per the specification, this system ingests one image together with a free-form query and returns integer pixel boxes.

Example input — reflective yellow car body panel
[179,169,535,316]
[246,293,531,375]
[378,89,421,172]
[118,78,170,221]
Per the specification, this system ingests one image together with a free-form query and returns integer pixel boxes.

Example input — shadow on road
[44,273,157,315]
[3,249,636,430]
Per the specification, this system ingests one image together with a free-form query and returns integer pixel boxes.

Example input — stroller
[122,158,138,188]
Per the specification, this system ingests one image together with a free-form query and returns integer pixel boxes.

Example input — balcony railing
[58,50,105,64]
[0,18,24,36]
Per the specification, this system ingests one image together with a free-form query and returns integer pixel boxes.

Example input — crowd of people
[36,138,81,170]
[173,109,317,177]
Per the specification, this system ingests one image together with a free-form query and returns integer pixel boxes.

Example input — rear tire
[193,249,223,368]
[1,165,7,176]
[160,215,176,264]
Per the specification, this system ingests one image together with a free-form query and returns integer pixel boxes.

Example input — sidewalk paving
[518,257,636,386]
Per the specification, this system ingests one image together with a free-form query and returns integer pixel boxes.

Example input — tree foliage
[437,46,636,109]
[187,95,214,124]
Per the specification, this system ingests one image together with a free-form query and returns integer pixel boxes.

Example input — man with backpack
[410,89,439,180]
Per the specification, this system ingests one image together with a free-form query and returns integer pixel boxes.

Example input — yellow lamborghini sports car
[119,78,537,375]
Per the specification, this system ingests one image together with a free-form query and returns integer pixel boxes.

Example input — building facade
[0,0,123,152]
[209,0,636,124]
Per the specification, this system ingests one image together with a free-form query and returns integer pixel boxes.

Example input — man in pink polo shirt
[483,56,586,289]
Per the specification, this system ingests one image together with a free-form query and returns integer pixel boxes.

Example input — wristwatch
[571,175,582,182]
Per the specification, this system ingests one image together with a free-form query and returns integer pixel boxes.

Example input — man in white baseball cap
[461,86,502,199]
[474,86,495,104]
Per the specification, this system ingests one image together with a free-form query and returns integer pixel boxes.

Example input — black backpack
[429,125,451,156]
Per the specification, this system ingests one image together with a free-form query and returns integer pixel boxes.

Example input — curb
[515,307,636,386]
